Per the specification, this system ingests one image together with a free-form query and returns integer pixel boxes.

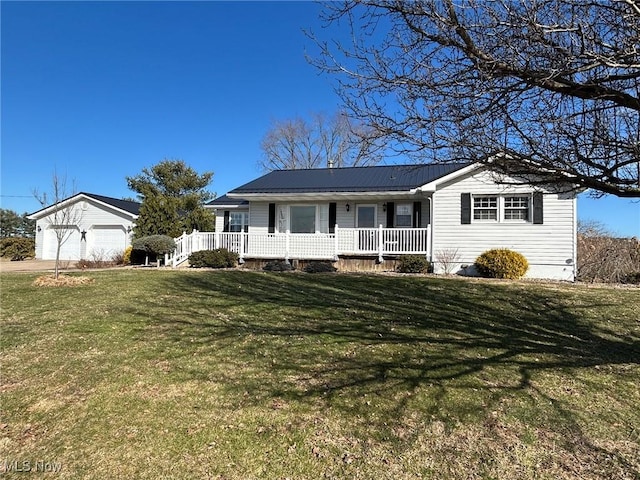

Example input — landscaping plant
[475,248,529,279]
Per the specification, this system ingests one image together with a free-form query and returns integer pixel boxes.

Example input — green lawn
[1,270,639,479]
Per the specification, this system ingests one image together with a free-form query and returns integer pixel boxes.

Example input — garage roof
[83,193,140,215]
[29,192,140,219]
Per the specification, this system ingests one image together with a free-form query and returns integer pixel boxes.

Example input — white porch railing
[169,225,431,267]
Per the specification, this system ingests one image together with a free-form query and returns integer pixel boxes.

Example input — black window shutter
[413,201,422,228]
[223,211,230,232]
[268,203,276,233]
[533,192,544,224]
[386,202,395,228]
[461,193,471,224]
[329,202,337,234]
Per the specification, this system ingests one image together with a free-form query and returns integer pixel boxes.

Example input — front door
[356,205,377,251]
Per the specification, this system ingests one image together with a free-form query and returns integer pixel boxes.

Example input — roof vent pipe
[328,159,334,169]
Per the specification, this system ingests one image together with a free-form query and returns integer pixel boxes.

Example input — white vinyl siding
[250,200,424,231]
[432,169,576,280]
[34,197,135,260]
[249,203,333,234]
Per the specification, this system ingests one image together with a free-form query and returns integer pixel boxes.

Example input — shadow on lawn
[142,271,640,391]
[128,271,639,472]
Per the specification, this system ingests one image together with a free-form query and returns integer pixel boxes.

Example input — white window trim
[287,204,322,234]
[472,194,533,224]
[229,211,249,232]
[356,204,378,229]
[395,203,413,228]
[503,195,531,222]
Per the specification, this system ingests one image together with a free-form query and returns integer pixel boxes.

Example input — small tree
[127,159,215,238]
[33,172,83,279]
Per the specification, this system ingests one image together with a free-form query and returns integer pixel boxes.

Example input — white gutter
[226,191,421,202]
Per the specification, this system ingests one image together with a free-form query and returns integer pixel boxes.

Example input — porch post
[214,230,219,250]
[427,224,432,261]
[378,224,384,263]
[285,229,290,262]
[194,229,200,252]
[239,232,245,263]
[334,224,339,261]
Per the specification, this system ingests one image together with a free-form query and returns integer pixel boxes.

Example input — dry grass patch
[1,270,638,479]
[32,274,94,287]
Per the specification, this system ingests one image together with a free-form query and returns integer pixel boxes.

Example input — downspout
[427,196,433,264]
[572,194,578,281]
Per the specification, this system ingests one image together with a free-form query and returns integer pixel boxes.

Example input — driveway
[0,259,61,273]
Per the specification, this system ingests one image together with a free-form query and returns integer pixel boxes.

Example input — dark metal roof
[82,193,140,215]
[229,163,471,195]
[207,194,249,207]
[29,192,141,217]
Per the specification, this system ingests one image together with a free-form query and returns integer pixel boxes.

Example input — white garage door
[43,226,81,260]
[88,226,127,260]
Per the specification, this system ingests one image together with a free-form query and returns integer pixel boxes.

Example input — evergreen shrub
[0,237,35,261]
[263,260,294,272]
[397,255,430,273]
[475,248,529,279]
[303,261,337,273]
[188,249,238,268]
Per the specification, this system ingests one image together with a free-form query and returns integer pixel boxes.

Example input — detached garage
[29,193,140,261]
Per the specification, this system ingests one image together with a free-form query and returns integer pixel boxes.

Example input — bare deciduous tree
[33,172,83,279]
[311,0,640,197]
[259,111,382,171]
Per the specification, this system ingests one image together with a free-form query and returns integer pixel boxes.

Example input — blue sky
[2,1,639,237]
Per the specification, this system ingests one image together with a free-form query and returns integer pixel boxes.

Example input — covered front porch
[169,225,432,267]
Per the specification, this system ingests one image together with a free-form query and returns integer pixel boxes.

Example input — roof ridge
[80,192,140,204]
[272,161,469,173]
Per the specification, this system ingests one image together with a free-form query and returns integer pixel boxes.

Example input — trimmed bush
[475,248,529,279]
[0,237,35,261]
[132,235,176,255]
[131,235,176,265]
[188,249,238,268]
[303,261,337,273]
[263,260,294,272]
[397,255,430,274]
